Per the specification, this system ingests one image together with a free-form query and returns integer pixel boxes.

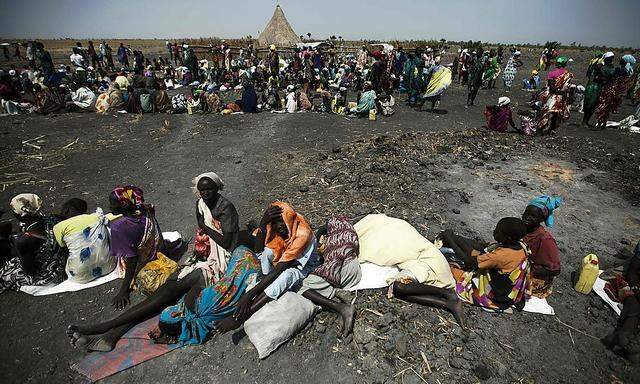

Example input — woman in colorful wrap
[484,96,516,133]
[595,54,636,129]
[440,217,531,311]
[417,57,452,112]
[502,51,522,89]
[537,56,573,135]
[0,194,70,293]
[521,196,561,298]
[352,81,377,116]
[67,177,239,352]
[155,243,262,345]
[582,52,615,127]
[602,241,640,362]
[215,201,321,334]
[67,232,259,351]
[482,51,500,89]
[108,186,177,309]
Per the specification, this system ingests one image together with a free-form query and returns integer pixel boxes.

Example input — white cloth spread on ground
[593,275,622,316]
[345,262,400,291]
[522,296,555,315]
[20,268,119,296]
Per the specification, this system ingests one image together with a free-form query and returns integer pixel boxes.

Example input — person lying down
[353,214,463,326]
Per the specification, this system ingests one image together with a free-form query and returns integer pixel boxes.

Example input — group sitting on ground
[1,171,578,358]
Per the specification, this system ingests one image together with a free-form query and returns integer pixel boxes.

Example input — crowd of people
[1,40,638,135]
[2,176,586,356]
[1,39,639,366]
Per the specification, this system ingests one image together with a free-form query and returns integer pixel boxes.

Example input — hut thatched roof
[256,5,301,48]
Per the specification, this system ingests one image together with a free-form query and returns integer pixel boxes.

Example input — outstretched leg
[67,269,205,343]
[393,281,464,327]
[302,290,356,336]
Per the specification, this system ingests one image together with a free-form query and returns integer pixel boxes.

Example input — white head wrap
[10,193,42,217]
[603,51,614,59]
[498,96,511,106]
[192,172,224,195]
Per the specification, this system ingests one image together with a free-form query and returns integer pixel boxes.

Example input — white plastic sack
[244,292,319,359]
[65,210,115,283]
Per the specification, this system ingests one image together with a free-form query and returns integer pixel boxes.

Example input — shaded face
[272,217,289,239]
[522,205,544,230]
[109,194,125,215]
[197,177,219,204]
[604,57,614,65]
[493,225,508,244]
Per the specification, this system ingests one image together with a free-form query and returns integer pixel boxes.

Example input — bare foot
[67,324,99,336]
[338,304,356,336]
[215,316,242,334]
[74,334,117,352]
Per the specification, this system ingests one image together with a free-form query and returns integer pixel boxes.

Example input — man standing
[166,40,173,62]
[88,41,101,69]
[117,43,129,68]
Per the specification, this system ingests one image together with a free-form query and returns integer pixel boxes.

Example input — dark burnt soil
[0,50,639,384]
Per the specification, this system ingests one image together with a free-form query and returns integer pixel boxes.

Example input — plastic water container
[574,254,599,294]
[369,108,377,121]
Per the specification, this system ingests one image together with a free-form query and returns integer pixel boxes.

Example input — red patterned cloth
[312,217,359,286]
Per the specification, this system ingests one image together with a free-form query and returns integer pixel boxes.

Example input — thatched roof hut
[256,5,301,48]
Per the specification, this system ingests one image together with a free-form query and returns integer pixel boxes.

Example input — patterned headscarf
[110,186,144,211]
[528,195,562,227]
[10,193,42,217]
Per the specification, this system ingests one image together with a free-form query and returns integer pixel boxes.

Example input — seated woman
[351,81,377,117]
[239,81,258,113]
[108,186,177,309]
[67,177,240,351]
[185,172,239,283]
[215,202,321,333]
[107,83,125,111]
[484,97,516,133]
[602,241,640,361]
[53,198,116,283]
[0,194,67,293]
[441,217,530,311]
[522,195,561,298]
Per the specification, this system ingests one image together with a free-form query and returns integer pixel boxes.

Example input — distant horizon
[0,36,636,50]
[1,0,638,49]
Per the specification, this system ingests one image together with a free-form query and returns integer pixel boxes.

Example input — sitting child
[440,217,531,311]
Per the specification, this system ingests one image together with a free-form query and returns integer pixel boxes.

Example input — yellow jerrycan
[574,254,599,294]
[369,108,377,121]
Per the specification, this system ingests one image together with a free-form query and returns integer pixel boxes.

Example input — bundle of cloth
[353,214,455,289]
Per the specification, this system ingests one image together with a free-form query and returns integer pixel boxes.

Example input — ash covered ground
[1,50,639,384]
